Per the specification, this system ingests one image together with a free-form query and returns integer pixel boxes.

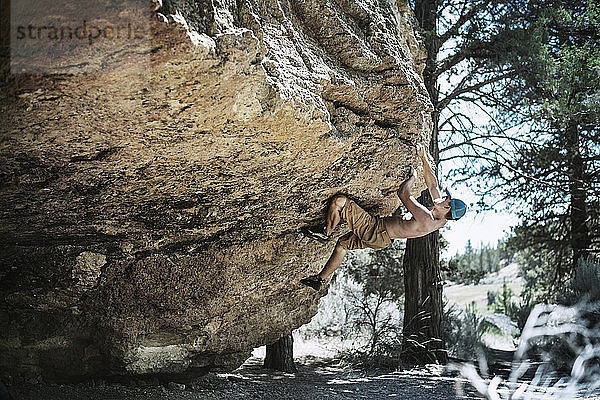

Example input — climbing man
[300,145,467,291]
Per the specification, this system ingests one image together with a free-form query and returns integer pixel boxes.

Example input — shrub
[490,278,534,332]
[341,279,403,367]
[444,302,488,360]
[493,278,514,315]
[508,294,535,332]
[298,246,405,367]
[559,257,600,306]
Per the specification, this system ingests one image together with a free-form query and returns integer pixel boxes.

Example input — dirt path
[10,356,480,400]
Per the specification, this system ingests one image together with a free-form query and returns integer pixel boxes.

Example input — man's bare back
[383,213,447,239]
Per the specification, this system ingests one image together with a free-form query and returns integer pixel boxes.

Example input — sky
[440,190,518,259]
[436,135,520,259]
[435,55,521,259]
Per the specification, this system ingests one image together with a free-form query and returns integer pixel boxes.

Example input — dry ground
[9,356,480,400]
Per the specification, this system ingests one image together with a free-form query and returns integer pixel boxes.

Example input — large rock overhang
[0,0,432,380]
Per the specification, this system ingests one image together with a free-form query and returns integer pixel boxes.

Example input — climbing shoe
[300,275,324,291]
[301,226,330,243]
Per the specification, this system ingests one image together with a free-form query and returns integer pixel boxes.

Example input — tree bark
[264,334,297,373]
[567,121,590,271]
[402,191,447,364]
[401,0,447,364]
[414,0,440,160]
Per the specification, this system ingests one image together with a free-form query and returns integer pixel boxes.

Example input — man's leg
[325,195,347,236]
[301,232,366,290]
[318,195,356,279]
[301,195,384,291]
[317,233,351,280]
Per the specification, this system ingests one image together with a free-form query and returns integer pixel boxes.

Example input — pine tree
[490,0,600,297]
[433,0,600,299]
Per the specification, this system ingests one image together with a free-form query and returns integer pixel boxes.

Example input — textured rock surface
[0,0,432,380]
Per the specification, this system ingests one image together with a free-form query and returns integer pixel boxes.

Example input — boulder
[0,0,431,380]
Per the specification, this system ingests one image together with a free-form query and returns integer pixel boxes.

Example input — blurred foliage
[462,304,600,397]
[517,257,600,376]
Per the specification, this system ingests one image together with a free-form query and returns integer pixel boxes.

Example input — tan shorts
[337,200,392,250]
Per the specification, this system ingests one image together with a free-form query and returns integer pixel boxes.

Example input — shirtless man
[300,145,467,291]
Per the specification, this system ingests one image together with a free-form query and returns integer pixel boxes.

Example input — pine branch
[440,135,536,154]
[439,153,563,187]
[439,71,518,110]
[437,1,486,48]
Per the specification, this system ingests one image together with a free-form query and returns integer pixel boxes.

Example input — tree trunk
[414,0,440,159]
[264,334,297,373]
[567,121,590,271]
[402,191,447,364]
[402,0,446,365]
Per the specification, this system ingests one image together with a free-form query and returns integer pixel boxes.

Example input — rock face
[0,0,432,380]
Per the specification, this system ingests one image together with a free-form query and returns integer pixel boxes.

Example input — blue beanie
[450,198,467,220]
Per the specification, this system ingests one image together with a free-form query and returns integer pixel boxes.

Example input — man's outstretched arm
[397,167,433,221]
[416,145,443,201]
